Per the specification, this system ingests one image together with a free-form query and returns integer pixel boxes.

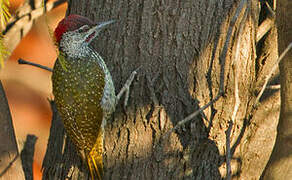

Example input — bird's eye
[78,25,89,33]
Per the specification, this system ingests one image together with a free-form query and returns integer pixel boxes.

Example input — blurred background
[0,0,67,179]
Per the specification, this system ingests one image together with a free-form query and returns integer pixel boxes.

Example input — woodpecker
[52,14,135,180]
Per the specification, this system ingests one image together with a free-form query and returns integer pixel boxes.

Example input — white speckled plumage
[52,16,116,179]
[58,24,116,134]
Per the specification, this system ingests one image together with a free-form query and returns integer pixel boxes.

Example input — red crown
[54,14,95,44]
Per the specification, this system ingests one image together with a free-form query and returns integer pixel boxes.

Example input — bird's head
[54,14,114,55]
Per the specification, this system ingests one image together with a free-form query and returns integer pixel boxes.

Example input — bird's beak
[85,20,115,43]
[96,20,116,30]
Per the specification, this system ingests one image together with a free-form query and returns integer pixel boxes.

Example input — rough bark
[0,81,25,179]
[43,0,279,179]
[261,0,292,179]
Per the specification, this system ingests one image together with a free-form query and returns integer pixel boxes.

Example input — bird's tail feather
[87,153,103,180]
[87,133,104,180]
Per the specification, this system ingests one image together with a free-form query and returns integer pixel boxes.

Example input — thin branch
[231,66,240,123]
[18,58,53,72]
[256,17,274,42]
[223,10,248,177]
[231,5,248,123]
[266,84,280,90]
[225,121,233,180]
[3,0,66,35]
[230,117,248,157]
[206,27,221,135]
[0,154,19,178]
[265,2,276,17]
[219,0,246,91]
[116,66,141,107]
[254,42,292,107]
[2,0,66,53]
[164,0,248,137]
[165,93,222,137]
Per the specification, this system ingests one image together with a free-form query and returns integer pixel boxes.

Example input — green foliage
[0,34,9,68]
[0,0,10,27]
[0,0,10,68]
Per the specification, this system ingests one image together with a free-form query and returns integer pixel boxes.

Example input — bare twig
[225,121,233,180]
[231,62,240,124]
[256,17,274,42]
[116,66,141,107]
[265,2,276,17]
[254,42,292,107]
[206,36,219,135]
[231,5,248,123]
[219,0,247,91]
[164,0,248,137]
[18,59,53,72]
[266,84,280,90]
[224,10,248,178]
[0,154,19,177]
[165,94,222,137]
[3,0,66,53]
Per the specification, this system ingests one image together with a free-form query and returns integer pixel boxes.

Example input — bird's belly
[52,58,107,151]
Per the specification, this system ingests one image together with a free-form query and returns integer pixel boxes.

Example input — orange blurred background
[0,0,67,179]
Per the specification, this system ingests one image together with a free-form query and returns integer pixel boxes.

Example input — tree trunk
[261,0,292,179]
[0,81,25,179]
[43,0,280,179]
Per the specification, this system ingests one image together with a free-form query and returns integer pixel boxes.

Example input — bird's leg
[116,66,140,108]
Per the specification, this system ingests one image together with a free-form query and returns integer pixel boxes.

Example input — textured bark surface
[0,81,24,179]
[261,0,292,179]
[43,0,280,179]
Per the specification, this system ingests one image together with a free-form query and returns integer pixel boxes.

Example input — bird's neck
[58,42,110,78]
[59,43,93,59]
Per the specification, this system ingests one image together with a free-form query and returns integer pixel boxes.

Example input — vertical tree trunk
[0,81,25,179]
[43,0,279,179]
[261,0,292,179]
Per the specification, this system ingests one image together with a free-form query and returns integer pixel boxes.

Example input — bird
[52,14,118,180]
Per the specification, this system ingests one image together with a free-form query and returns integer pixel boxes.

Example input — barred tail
[87,132,104,180]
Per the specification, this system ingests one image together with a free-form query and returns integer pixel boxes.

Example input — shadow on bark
[42,99,250,179]
[42,0,278,179]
